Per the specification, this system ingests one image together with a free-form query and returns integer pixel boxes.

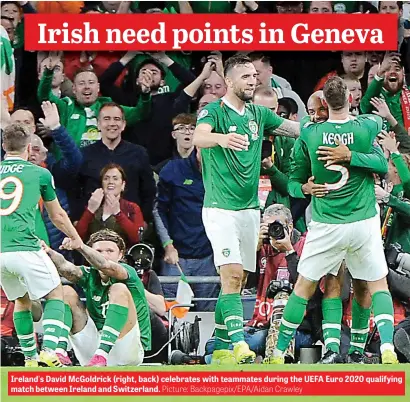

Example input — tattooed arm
[78,244,128,281]
[273,119,300,139]
[45,247,83,283]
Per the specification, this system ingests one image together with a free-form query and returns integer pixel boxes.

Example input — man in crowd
[249,52,307,120]
[75,102,156,223]
[37,55,152,156]
[155,147,220,312]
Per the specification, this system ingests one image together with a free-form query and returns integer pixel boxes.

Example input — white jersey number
[0,176,24,216]
[325,165,349,191]
[101,301,110,318]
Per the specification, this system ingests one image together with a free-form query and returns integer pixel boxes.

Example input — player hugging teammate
[270,76,398,365]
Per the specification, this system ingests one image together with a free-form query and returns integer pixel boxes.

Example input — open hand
[217,133,249,151]
[317,139,351,166]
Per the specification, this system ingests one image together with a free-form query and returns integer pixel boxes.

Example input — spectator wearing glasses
[155,147,220,312]
[153,113,196,175]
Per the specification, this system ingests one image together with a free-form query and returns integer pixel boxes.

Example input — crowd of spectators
[1,0,410,365]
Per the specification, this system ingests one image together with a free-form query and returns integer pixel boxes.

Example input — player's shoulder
[355,114,383,126]
[197,98,223,121]
[300,116,321,137]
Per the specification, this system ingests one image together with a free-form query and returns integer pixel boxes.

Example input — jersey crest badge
[198,109,208,120]
[249,121,259,140]
[222,248,230,257]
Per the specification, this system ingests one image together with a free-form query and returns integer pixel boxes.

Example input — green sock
[14,310,37,360]
[219,293,244,344]
[322,297,342,353]
[96,304,128,358]
[349,298,371,355]
[276,293,308,354]
[214,295,230,350]
[42,299,65,351]
[56,304,73,356]
[372,291,395,352]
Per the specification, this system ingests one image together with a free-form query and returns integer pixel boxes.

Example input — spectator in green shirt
[37,54,152,159]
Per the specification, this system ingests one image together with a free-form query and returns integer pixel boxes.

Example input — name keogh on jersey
[323,132,354,145]
[0,164,24,174]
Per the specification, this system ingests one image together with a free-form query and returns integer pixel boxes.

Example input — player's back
[300,114,382,224]
[1,158,53,252]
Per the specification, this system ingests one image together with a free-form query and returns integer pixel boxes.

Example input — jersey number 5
[325,165,349,191]
[0,177,24,216]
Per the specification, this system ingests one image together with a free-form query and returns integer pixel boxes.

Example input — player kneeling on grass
[43,229,151,367]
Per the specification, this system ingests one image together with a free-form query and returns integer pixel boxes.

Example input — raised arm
[43,244,83,283]
[61,240,129,281]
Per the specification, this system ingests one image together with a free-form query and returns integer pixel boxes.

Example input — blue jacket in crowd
[156,149,212,259]
[43,125,82,255]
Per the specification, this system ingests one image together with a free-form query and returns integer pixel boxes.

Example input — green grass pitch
[2,364,409,402]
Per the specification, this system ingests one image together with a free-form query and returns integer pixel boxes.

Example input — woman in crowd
[76,163,144,247]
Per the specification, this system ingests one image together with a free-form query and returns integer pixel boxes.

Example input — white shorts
[298,214,388,282]
[0,250,61,300]
[202,207,260,273]
[69,314,144,366]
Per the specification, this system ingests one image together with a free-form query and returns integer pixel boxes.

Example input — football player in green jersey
[286,89,391,365]
[271,76,398,365]
[193,55,300,365]
[0,110,83,368]
[44,229,151,367]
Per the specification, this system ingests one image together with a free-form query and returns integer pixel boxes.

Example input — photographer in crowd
[203,204,321,364]
[125,242,168,364]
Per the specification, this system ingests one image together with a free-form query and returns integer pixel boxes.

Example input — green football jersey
[197,98,284,210]
[290,114,383,224]
[0,158,56,252]
[77,263,152,351]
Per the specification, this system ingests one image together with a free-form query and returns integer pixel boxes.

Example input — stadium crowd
[1,0,410,367]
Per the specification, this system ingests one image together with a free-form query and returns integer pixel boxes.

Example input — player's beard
[234,87,254,101]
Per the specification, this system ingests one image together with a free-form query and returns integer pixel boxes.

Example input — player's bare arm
[273,119,300,139]
[42,242,83,283]
[78,244,128,280]
[193,123,249,151]
[44,199,83,248]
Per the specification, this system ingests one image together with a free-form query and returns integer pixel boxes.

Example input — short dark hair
[73,67,97,82]
[100,163,127,184]
[135,58,166,80]
[223,55,253,77]
[378,1,403,10]
[248,52,271,66]
[323,76,348,111]
[88,229,126,254]
[278,97,298,115]
[2,123,31,153]
[98,102,125,120]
